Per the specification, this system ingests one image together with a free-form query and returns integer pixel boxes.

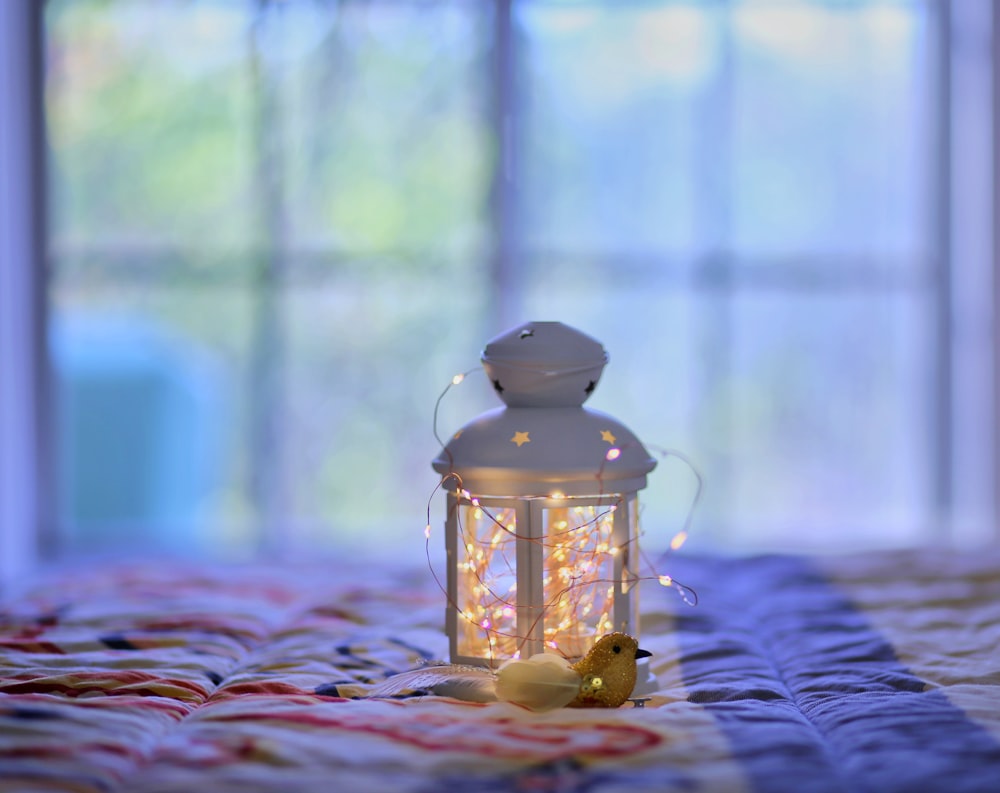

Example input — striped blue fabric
[670,554,1000,793]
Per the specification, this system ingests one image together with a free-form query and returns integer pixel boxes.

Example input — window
[38,0,997,561]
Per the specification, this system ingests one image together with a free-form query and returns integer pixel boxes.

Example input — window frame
[5,0,996,579]
[0,0,50,590]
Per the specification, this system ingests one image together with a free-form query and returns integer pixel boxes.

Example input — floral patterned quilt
[1,549,999,792]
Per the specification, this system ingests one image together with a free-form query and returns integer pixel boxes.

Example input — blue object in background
[51,317,226,554]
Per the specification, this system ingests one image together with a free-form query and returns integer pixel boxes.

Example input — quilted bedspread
[1,548,999,792]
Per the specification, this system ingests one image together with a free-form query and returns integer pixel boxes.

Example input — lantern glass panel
[541,502,617,656]
[454,500,520,660]
[624,493,641,628]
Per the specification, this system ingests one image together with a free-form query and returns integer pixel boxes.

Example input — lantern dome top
[481,321,608,408]
[434,321,656,497]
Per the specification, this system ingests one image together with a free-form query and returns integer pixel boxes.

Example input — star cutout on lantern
[600,430,617,445]
[511,431,531,447]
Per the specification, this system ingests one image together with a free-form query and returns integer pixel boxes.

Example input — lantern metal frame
[433,321,657,670]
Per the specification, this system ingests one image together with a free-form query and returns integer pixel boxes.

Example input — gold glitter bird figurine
[370,632,652,712]
[568,632,653,708]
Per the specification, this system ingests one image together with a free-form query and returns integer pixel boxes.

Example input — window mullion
[993,0,1000,542]
[0,0,48,586]
[489,0,519,330]
[932,0,954,536]
[248,0,291,553]
[693,1,736,538]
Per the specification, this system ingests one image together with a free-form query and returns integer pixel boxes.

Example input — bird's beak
[635,648,652,659]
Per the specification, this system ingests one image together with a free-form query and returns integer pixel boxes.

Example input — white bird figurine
[369,633,652,712]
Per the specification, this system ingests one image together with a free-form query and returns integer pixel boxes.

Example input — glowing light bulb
[606,447,621,461]
[670,531,688,550]
[424,524,432,539]
[659,574,673,587]
[452,373,465,385]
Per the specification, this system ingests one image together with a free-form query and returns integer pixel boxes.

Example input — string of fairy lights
[425,369,702,666]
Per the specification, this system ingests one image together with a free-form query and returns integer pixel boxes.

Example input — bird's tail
[494,653,581,711]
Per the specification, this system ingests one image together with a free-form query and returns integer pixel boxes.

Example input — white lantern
[432,322,657,667]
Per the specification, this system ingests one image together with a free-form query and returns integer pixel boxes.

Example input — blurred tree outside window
[43,0,992,559]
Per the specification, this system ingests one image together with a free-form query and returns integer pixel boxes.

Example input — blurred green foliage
[46,0,944,556]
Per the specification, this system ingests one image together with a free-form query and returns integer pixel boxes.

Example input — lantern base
[632,658,659,696]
